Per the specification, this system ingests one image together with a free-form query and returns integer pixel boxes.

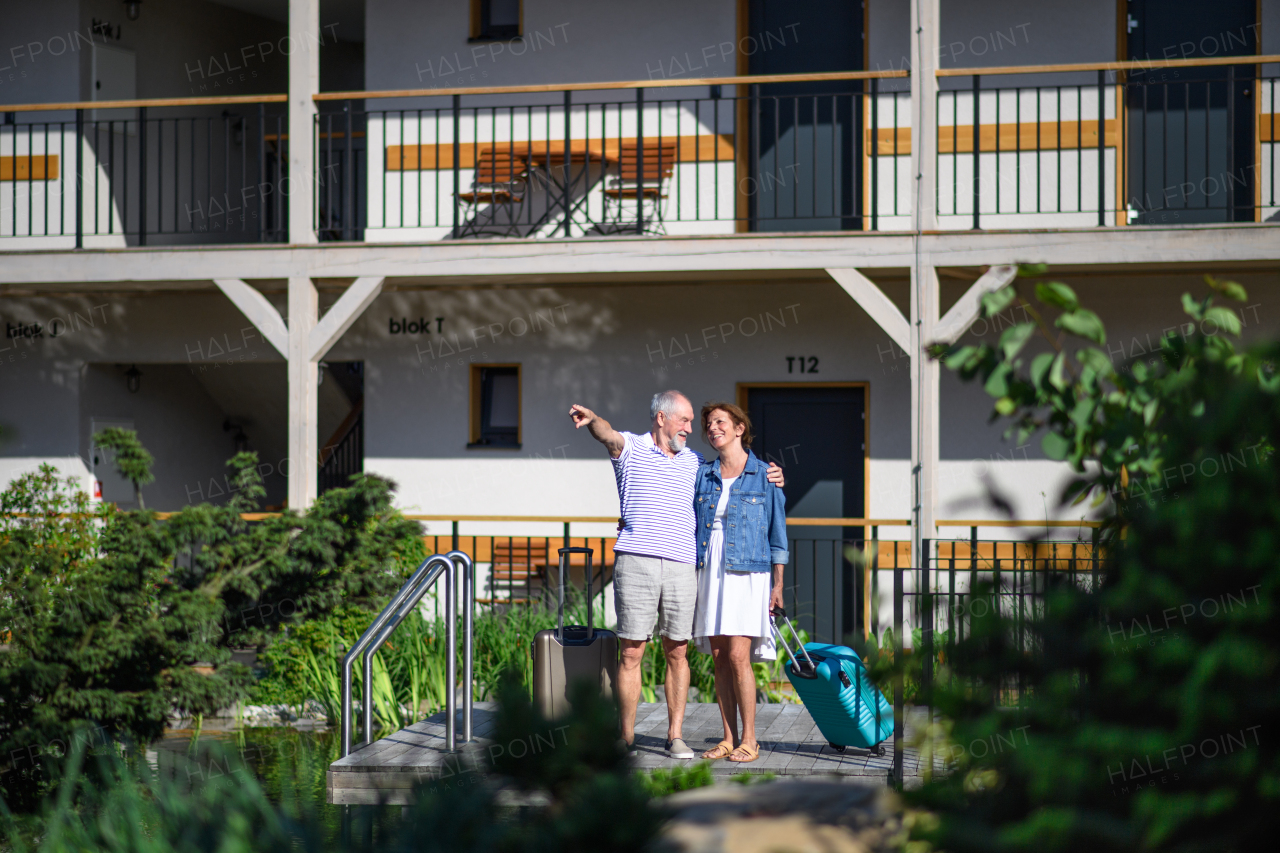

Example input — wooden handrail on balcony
[0,94,287,113]
[313,70,909,102]
[938,53,1280,78]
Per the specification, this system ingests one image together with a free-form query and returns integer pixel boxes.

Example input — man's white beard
[667,434,686,453]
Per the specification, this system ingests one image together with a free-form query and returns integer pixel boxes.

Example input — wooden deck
[328,702,936,804]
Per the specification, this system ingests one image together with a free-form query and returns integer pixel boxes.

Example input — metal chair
[595,141,677,235]
[455,147,530,237]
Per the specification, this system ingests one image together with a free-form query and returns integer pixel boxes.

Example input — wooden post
[288,0,319,245]
[288,275,319,509]
[910,0,940,568]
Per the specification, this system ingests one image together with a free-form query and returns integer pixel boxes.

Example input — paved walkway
[328,702,935,804]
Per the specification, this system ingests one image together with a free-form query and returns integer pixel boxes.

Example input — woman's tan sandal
[701,740,734,760]
[727,742,760,763]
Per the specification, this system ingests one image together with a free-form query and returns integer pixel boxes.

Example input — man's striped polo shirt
[611,431,703,564]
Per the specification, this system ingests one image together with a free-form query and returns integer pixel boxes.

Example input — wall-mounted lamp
[123,1,142,22]
[125,365,141,393]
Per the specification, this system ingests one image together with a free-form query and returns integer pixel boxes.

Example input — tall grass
[266,592,798,735]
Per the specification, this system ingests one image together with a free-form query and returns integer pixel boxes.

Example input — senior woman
[691,402,787,764]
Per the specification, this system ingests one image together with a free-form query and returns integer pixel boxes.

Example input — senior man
[569,390,783,758]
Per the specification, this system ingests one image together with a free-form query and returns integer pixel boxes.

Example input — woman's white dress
[692,476,777,662]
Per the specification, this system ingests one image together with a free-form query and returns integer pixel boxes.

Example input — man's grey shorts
[613,553,696,642]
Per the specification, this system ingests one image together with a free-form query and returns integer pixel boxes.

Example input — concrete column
[910,0,941,561]
[288,276,318,509]
[288,0,320,245]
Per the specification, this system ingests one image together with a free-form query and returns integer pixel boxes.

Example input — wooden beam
[0,155,59,181]
[826,268,910,354]
[385,134,735,171]
[309,276,385,361]
[212,279,288,357]
[870,119,1121,156]
[3,226,1279,286]
[933,264,1019,345]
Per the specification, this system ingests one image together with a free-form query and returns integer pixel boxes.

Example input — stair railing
[340,551,474,757]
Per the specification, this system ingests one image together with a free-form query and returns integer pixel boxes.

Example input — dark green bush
[0,449,424,811]
[910,275,1279,851]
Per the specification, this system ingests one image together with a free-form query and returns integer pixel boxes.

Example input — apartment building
[2,1,1278,638]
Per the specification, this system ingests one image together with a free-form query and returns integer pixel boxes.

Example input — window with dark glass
[472,0,522,41]
[469,365,521,447]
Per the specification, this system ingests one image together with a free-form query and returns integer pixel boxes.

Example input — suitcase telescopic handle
[556,547,594,642]
[769,606,817,678]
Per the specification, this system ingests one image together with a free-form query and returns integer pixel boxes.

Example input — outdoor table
[491,141,616,235]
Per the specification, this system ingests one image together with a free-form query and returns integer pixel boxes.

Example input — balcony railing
[2,56,1274,250]
[312,70,904,240]
[1,94,288,247]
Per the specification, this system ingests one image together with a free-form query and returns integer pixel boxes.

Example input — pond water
[155,726,345,815]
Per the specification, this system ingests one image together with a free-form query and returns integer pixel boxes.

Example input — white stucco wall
[0,0,83,104]
[4,272,1278,530]
[366,0,738,94]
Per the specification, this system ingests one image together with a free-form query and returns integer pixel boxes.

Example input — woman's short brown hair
[701,402,754,450]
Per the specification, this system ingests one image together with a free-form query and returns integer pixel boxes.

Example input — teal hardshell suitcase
[770,608,892,754]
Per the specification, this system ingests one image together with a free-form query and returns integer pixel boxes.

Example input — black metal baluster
[751,83,761,229]
[1204,81,1211,214]
[450,101,463,234]
[138,107,147,244]
[188,117,195,234]
[1184,81,1191,211]
[1035,86,1042,213]
[1227,66,1236,219]
[1098,70,1106,225]
[257,104,265,240]
[563,90,572,236]
[871,79,879,230]
[636,87,645,234]
[972,75,981,229]
[1015,85,1022,214]
[237,113,245,233]
[75,110,83,247]
[892,554,903,789]
[344,101,354,240]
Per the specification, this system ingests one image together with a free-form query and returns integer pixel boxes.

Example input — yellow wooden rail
[2,56,1275,112]
[314,70,909,102]
[0,94,287,113]
[939,53,1280,78]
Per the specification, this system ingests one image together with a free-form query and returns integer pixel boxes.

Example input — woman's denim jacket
[694,450,789,573]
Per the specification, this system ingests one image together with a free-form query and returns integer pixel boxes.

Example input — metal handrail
[340,552,474,757]
[360,555,450,751]
[446,550,475,745]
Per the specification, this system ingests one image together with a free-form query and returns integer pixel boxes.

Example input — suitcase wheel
[828,742,846,754]
[870,744,886,757]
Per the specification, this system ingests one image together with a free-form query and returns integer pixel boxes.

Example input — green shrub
[909,274,1280,852]
[638,762,715,797]
[0,449,424,811]
[3,678,663,853]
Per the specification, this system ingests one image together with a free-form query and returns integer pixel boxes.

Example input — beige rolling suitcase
[531,547,618,718]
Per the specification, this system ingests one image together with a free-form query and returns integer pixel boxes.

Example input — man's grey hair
[651,389,689,421]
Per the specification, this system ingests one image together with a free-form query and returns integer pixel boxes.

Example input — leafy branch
[928,266,1264,531]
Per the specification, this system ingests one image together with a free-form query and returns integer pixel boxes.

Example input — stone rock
[655,779,903,853]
